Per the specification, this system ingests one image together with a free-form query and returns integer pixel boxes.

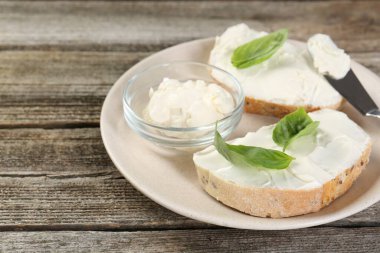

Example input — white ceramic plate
[100,38,380,230]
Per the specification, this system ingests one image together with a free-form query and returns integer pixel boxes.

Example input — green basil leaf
[214,129,294,170]
[231,28,288,69]
[272,108,319,151]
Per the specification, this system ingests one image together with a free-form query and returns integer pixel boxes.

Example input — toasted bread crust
[195,144,371,218]
[244,96,344,118]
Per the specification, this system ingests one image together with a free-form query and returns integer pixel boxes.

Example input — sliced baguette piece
[209,24,344,118]
[193,109,371,218]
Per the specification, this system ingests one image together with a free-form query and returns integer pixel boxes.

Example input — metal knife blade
[325,69,380,119]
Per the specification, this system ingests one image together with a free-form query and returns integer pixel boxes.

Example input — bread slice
[209,24,344,118]
[193,109,371,218]
[196,144,370,218]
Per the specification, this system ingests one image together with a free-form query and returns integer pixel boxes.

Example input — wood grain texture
[0,1,379,52]
[0,51,147,127]
[0,51,378,127]
[0,128,378,230]
[1,227,380,252]
[0,128,208,230]
[0,175,209,230]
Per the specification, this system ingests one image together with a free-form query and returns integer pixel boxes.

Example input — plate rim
[100,37,380,230]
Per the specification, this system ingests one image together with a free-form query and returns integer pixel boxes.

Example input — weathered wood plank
[0,174,380,231]
[0,128,110,174]
[1,227,380,252]
[0,51,378,127]
[0,127,207,229]
[0,1,378,52]
[0,174,378,230]
[0,176,209,230]
[0,128,378,229]
[0,51,147,86]
[0,51,148,127]
[0,51,377,88]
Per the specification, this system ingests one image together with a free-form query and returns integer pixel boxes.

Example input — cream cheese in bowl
[144,78,234,129]
[122,61,244,149]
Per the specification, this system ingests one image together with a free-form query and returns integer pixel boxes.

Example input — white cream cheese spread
[193,109,370,190]
[209,24,342,107]
[144,78,234,128]
[307,34,351,80]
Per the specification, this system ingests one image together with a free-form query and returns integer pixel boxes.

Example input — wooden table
[1,1,379,252]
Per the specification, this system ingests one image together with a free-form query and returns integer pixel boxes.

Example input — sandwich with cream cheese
[209,24,346,117]
[193,109,371,218]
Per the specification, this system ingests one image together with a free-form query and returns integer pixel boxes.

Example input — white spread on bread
[193,109,370,190]
[209,23,342,107]
[307,34,351,79]
[144,78,234,128]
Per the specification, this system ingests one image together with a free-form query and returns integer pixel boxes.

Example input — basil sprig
[214,129,294,170]
[272,108,320,151]
[213,108,319,170]
[231,29,288,69]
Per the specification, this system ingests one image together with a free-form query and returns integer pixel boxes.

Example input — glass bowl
[122,61,244,150]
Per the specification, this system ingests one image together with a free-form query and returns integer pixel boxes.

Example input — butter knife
[325,69,380,119]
